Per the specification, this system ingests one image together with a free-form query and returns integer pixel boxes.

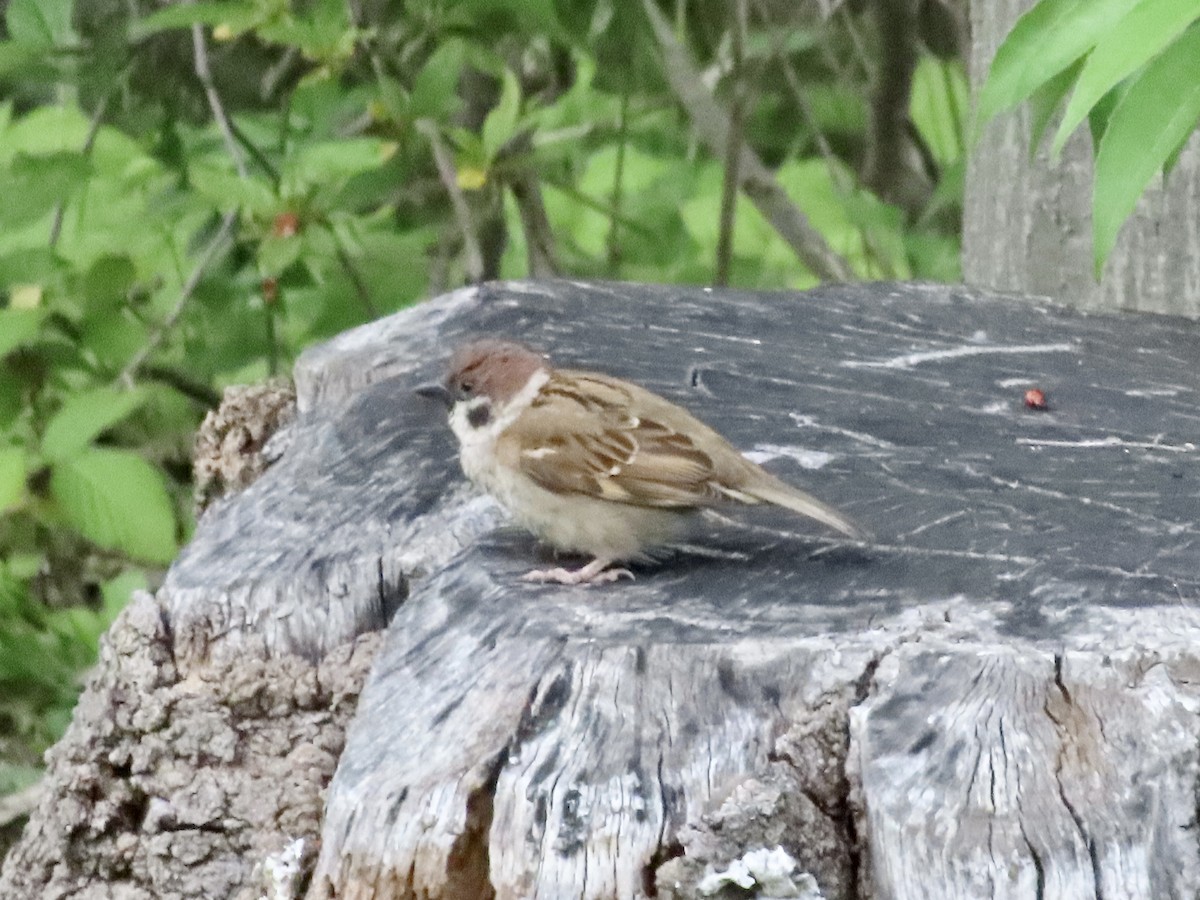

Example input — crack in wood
[1048,654,1107,900]
[1018,820,1046,900]
[444,751,504,900]
[641,753,685,897]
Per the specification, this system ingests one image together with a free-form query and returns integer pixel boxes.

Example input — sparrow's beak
[415,382,454,409]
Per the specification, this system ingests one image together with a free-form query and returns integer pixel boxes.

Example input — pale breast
[463,450,688,560]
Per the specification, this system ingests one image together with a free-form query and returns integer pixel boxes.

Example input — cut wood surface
[3,280,1199,900]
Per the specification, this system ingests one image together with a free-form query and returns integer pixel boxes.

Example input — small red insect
[1024,388,1048,411]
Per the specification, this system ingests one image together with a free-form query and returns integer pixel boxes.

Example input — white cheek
[448,398,490,443]
[450,400,500,487]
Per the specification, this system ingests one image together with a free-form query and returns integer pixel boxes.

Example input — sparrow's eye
[457,380,475,399]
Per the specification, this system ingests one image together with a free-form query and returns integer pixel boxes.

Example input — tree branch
[715,0,748,287]
[418,121,485,283]
[118,211,238,387]
[641,0,854,282]
[191,21,247,178]
[861,0,920,209]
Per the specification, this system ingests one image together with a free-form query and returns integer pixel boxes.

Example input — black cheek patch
[467,404,492,428]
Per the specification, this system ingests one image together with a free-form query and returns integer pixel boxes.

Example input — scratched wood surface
[10,280,1199,899]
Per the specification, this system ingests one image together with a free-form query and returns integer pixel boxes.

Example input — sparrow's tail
[745,480,871,541]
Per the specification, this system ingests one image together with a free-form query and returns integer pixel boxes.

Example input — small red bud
[261,277,279,305]
[272,212,300,238]
[1024,388,1048,411]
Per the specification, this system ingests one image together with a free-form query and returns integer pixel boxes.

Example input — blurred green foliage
[0,0,966,800]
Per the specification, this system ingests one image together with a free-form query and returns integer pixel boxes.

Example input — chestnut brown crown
[445,339,546,406]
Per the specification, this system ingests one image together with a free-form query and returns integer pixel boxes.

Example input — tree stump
[3,280,1199,900]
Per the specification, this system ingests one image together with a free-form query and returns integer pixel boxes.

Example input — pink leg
[520,557,635,586]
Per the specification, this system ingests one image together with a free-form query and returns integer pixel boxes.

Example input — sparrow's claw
[520,558,634,586]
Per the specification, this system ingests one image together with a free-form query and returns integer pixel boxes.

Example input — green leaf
[189,165,277,216]
[0,309,46,356]
[1093,22,1200,273]
[1086,78,1129,147]
[409,39,466,120]
[284,139,393,190]
[133,0,261,38]
[482,70,521,161]
[78,314,148,372]
[6,0,77,47]
[41,387,148,462]
[909,56,968,167]
[0,151,91,229]
[0,446,25,512]
[101,570,145,624]
[0,762,43,796]
[49,448,177,563]
[1027,58,1083,151]
[0,369,24,431]
[0,248,65,287]
[0,37,58,78]
[1051,0,1200,156]
[453,0,568,42]
[257,232,305,276]
[84,254,137,309]
[1163,125,1193,175]
[975,0,1141,138]
[257,0,354,62]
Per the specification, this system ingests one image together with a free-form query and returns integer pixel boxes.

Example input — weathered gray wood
[6,280,1200,900]
[851,613,1200,899]
[964,0,1200,318]
[303,280,1198,899]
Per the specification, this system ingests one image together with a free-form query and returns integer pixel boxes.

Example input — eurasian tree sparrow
[419,339,867,585]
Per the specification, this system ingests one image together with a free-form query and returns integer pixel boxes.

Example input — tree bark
[964,0,1200,317]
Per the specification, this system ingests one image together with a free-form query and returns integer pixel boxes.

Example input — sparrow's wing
[499,371,745,508]
[499,369,870,539]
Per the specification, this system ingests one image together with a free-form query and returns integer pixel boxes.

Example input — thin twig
[191,21,247,178]
[138,364,223,407]
[334,242,379,318]
[264,300,279,376]
[641,0,854,282]
[118,211,238,387]
[261,46,301,103]
[510,168,560,277]
[229,118,280,184]
[714,0,748,287]
[417,120,484,283]
[837,3,876,84]
[543,176,655,238]
[49,92,111,249]
[759,0,897,277]
[110,13,249,390]
[606,91,630,275]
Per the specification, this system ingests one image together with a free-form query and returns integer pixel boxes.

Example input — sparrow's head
[419,339,548,432]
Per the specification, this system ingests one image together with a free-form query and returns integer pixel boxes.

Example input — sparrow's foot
[520,557,634,586]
